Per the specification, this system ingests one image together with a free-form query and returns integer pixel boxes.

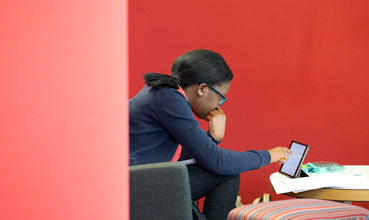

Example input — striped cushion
[227,199,369,220]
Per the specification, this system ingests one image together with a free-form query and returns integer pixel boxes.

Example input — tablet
[279,140,309,178]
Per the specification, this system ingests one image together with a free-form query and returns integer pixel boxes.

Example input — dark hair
[143,73,179,89]
[143,49,233,89]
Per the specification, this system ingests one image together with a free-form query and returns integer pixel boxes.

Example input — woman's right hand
[206,107,226,142]
[268,147,293,164]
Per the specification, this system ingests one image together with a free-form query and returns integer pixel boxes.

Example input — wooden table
[270,165,369,204]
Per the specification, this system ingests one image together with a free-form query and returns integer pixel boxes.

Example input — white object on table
[270,165,369,194]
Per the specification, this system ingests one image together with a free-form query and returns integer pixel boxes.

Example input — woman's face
[191,82,231,119]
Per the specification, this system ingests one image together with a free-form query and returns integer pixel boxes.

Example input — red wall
[129,1,369,208]
[1,1,128,219]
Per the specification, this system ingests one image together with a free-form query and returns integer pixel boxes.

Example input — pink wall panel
[129,0,369,209]
[1,1,128,219]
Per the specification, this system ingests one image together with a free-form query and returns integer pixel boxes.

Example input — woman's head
[143,49,233,119]
[171,49,233,119]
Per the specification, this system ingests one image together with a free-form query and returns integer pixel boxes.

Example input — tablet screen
[279,141,309,178]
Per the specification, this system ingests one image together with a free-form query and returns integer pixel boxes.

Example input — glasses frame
[209,86,227,106]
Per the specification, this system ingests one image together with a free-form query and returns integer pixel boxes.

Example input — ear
[196,83,208,97]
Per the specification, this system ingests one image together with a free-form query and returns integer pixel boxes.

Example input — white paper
[270,178,292,194]
[270,170,369,194]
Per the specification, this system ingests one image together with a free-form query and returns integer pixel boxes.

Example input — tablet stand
[297,169,309,178]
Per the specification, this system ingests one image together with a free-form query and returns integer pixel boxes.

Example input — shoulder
[130,86,185,103]
[154,86,185,99]
[150,87,192,119]
[150,86,188,105]
[130,86,190,113]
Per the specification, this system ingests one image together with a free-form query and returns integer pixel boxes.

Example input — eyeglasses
[209,86,227,106]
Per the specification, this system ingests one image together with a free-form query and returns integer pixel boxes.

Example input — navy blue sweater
[129,85,271,176]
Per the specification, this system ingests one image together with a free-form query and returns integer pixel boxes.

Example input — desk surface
[270,165,369,202]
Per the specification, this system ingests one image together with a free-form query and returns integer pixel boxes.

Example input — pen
[281,157,286,162]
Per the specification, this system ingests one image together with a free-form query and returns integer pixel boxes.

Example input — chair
[228,194,369,220]
[130,162,192,220]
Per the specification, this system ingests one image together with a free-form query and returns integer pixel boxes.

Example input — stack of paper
[270,173,369,194]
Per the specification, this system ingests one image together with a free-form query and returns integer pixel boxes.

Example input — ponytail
[143,73,179,89]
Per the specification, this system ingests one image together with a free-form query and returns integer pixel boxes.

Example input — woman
[129,49,291,220]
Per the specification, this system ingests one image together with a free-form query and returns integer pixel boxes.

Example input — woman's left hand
[206,107,226,142]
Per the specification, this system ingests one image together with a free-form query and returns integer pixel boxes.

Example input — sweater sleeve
[154,88,271,176]
[207,131,221,145]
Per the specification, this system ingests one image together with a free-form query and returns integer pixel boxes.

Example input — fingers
[268,146,295,164]
[207,108,224,116]
[281,149,289,162]
[285,148,294,155]
[216,108,224,114]
[205,108,225,121]
[206,108,227,141]
[280,147,293,163]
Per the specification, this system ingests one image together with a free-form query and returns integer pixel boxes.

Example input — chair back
[130,162,193,220]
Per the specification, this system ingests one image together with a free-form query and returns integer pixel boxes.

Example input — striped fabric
[227,199,369,220]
